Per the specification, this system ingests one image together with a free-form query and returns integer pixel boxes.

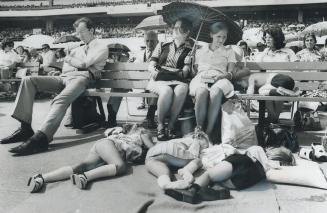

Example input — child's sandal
[71,174,88,190]
[27,174,45,193]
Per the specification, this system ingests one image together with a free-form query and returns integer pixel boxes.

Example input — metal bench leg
[290,101,298,120]
[257,100,266,147]
[95,96,106,124]
[246,100,250,117]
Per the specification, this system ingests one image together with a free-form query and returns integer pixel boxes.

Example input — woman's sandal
[27,174,45,193]
[298,147,313,160]
[71,173,88,189]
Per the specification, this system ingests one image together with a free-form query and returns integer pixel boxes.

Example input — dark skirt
[224,154,266,190]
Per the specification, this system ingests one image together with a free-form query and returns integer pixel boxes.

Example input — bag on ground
[221,100,258,149]
[263,123,299,153]
[71,96,104,129]
[293,107,322,131]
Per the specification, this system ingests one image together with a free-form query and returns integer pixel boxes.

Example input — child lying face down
[164,145,296,204]
[27,124,154,193]
[247,73,299,96]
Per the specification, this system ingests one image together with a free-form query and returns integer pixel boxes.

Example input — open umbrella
[21,34,54,49]
[53,35,80,44]
[135,15,168,31]
[158,2,242,45]
[108,43,131,53]
[301,22,327,37]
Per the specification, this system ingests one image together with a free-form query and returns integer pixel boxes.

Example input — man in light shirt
[1,17,108,155]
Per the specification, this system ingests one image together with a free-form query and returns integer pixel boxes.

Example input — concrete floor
[0,98,327,213]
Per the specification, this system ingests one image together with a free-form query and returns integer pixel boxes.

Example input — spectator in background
[0,38,21,70]
[135,31,159,129]
[40,44,56,73]
[55,48,66,62]
[29,49,43,64]
[238,40,251,59]
[296,33,321,61]
[0,38,21,92]
[21,49,31,63]
[106,48,131,128]
[15,46,25,61]
[252,25,297,123]
[320,38,327,61]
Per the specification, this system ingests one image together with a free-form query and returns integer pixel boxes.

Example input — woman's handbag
[154,65,184,82]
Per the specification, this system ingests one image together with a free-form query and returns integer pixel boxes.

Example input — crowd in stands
[0,0,201,9]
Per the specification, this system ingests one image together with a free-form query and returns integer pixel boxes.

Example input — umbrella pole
[191,20,204,56]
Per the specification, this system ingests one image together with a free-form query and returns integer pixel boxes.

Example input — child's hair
[266,146,296,166]
[122,123,150,135]
[187,130,210,150]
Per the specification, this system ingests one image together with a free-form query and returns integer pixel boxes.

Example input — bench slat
[102,71,150,80]
[238,94,327,102]
[104,62,148,71]
[276,72,327,81]
[96,80,149,89]
[237,62,327,70]
[295,82,326,90]
[85,90,157,98]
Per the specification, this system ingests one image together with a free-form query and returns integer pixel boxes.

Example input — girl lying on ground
[28,124,154,193]
[145,130,210,190]
[164,145,295,204]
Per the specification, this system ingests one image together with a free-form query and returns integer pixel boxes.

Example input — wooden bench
[0,62,40,82]
[236,61,327,145]
[84,62,156,119]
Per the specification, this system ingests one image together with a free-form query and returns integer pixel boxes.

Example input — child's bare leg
[146,159,171,189]
[71,139,126,189]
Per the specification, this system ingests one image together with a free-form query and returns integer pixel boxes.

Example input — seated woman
[254,25,297,123]
[27,124,154,193]
[189,22,236,138]
[145,130,210,190]
[296,33,321,62]
[147,18,193,141]
[165,145,295,204]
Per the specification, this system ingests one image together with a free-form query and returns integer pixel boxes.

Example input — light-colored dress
[296,48,322,62]
[146,135,203,161]
[256,47,297,71]
[296,48,322,110]
[92,127,144,162]
[189,44,236,98]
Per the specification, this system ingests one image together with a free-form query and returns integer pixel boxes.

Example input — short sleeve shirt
[296,48,321,62]
[194,43,237,75]
[257,47,297,62]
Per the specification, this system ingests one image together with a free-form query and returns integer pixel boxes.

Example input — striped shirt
[150,41,192,69]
